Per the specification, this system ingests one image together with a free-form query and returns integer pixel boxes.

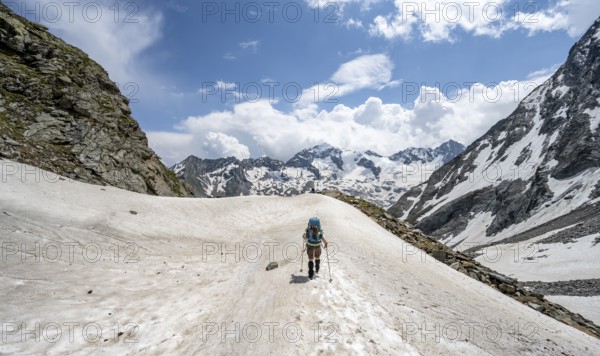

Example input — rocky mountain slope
[0,3,190,196]
[172,141,464,207]
[326,190,600,336]
[389,15,600,314]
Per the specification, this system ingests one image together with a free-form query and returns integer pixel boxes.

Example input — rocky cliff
[0,3,190,196]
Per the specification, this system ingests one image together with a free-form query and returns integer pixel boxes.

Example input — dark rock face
[0,4,190,196]
[389,140,465,165]
[285,144,344,179]
[391,16,600,243]
[357,157,381,178]
[433,140,465,163]
[388,184,423,217]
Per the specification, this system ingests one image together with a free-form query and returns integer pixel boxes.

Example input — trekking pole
[300,239,306,272]
[325,244,332,282]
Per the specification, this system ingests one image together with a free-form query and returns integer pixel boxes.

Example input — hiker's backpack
[305,217,323,246]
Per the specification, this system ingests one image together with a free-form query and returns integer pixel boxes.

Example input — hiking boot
[315,259,320,274]
[308,261,314,279]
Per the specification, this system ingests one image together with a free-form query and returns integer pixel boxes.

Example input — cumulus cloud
[203,132,251,159]
[148,69,552,165]
[331,54,398,93]
[306,0,382,12]
[299,54,400,107]
[6,0,164,102]
[239,40,260,51]
[345,18,364,29]
[8,0,163,83]
[368,0,600,42]
[510,0,600,37]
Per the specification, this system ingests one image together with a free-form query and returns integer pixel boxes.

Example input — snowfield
[1,160,600,355]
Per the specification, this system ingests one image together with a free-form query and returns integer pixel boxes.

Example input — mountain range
[170,140,464,207]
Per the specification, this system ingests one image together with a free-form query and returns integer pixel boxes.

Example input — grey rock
[487,271,517,285]
[266,262,279,271]
[499,283,517,294]
[0,4,191,197]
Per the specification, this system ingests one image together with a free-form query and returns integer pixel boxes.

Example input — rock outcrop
[0,4,190,196]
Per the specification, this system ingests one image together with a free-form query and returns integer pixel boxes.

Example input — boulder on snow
[266,262,278,271]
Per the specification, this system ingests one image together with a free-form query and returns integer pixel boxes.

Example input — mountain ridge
[387,15,600,316]
[171,140,465,206]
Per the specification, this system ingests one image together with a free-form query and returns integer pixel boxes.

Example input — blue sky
[4,0,600,164]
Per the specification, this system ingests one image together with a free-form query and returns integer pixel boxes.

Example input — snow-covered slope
[172,141,464,208]
[1,160,599,354]
[389,17,600,307]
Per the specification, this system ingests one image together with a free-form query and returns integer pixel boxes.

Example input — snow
[474,233,600,282]
[172,163,185,175]
[594,26,600,41]
[449,167,600,251]
[545,296,600,325]
[496,131,507,142]
[420,115,552,221]
[585,106,600,132]
[418,84,596,232]
[444,212,495,248]
[547,167,600,209]
[546,159,559,169]
[551,85,570,99]
[1,160,599,354]
[553,106,568,119]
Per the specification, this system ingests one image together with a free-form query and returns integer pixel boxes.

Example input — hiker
[302,217,328,279]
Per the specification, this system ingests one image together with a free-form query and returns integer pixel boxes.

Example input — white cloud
[345,18,364,29]
[331,54,395,92]
[369,13,416,40]
[367,0,600,42]
[239,40,260,51]
[147,131,194,165]
[198,81,238,93]
[369,0,512,42]
[223,53,237,60]
[511,0,600,37]
[149,69,552,165]
[526,64,562,80]
[306,0,383,12]
[6,0,165,104]
[223,40,260,60]
[300,54,399,106]
[11,0,163,84]
[203,132,251,159]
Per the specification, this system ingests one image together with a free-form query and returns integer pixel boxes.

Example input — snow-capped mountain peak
[388,16,600,319]
[172,141,465,206]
